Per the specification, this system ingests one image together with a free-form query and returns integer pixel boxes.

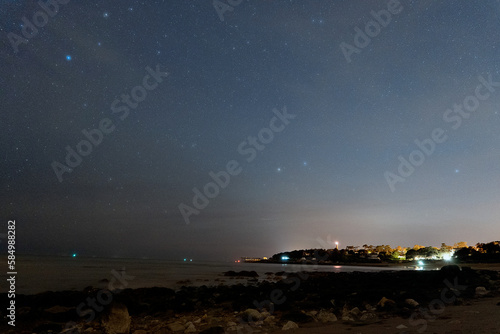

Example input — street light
[335,241,339,250]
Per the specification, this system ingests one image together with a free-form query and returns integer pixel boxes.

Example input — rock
[261,311,271,318]
[341,314,355,322]
[224,270,259,277]
[282,321,299,331]
[263,315,276,325]
[350,307,360,316]
[184,322,196,333]
[242,308,264,322]
[365,304,375,312]
[475,286,489,297]
[316,309,337,323]
[341,305,355,322]
[377,297,396,309]
[396,324,408,329]
[102,303,131,334]
[227,322,237,327]
[405,299,419,308]
[167,322,185,332]
[359,312,378,322]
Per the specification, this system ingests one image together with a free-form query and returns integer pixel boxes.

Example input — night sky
[1,1,500,261]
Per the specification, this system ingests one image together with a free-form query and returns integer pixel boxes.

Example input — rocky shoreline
[1,265,499,333]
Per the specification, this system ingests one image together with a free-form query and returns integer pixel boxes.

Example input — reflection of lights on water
[334,266,342,269]
[418,261,424,265]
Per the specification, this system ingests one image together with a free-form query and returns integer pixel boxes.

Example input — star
[277,167,281,172]
[103,12,109,18]
[65,55,72,61]
[455,169,460,173]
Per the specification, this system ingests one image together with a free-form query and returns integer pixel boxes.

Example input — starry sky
[1,0,500,261]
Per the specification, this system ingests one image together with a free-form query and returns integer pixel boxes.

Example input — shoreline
[2,266,499,333]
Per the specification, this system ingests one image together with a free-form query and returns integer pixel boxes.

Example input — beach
[1,260,499,333]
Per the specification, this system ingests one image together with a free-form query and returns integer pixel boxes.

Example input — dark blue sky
[1,0,500,260]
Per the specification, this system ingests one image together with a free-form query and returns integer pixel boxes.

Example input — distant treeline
[268,241,500,263]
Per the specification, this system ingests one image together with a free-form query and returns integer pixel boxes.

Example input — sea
[1,255,424,295]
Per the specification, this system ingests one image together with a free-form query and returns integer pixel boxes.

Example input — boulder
[102,303,131,334]
[184,322,196,333]
[360,312,378,323]
[264,315,276,325]
[316,309,337,323]
[377,297,396,309]
[282,321,299,331]
[167,322,185,332]
[224,270,259,277]
[350,307,360,317]
[242,308,263,322]
[475,286,489,297]
[405,299,419,308]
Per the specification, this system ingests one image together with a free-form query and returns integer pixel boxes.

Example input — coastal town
[241,241,500,264]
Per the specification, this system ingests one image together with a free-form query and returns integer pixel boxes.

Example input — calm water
[2,255,418,295]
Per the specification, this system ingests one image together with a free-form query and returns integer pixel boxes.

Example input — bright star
[277,168,281,172]
[103,12,109,18]
[65,55,72,61]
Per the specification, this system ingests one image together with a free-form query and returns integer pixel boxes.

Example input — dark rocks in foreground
[223,270,259,277]
[1,267,499,333]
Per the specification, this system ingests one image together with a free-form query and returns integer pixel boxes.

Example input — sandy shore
[270,296,500,333]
